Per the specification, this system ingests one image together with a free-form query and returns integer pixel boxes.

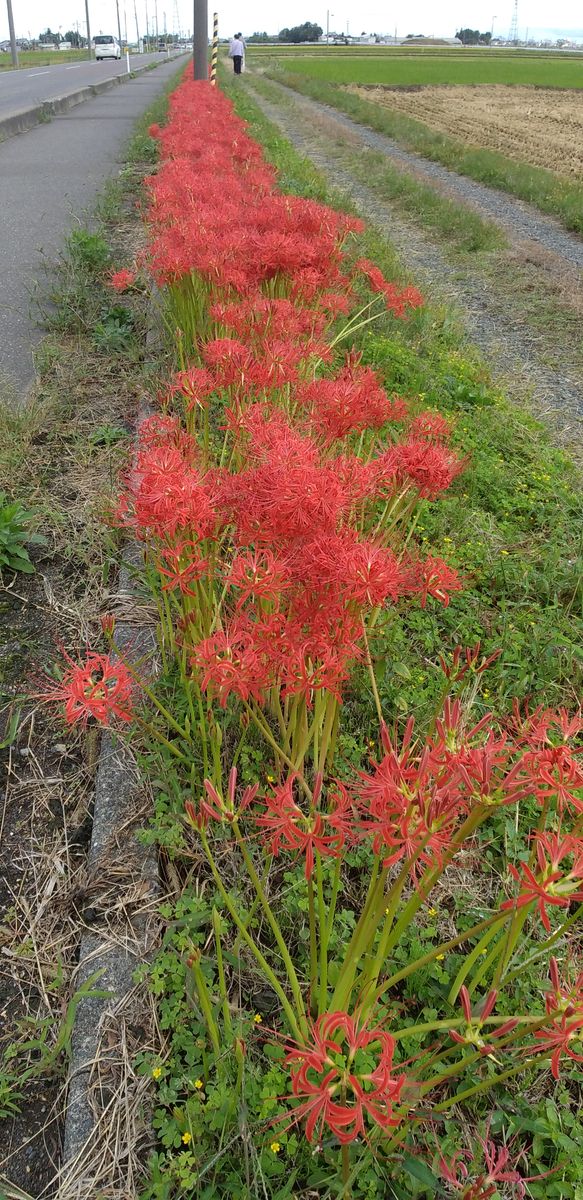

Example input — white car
[94,35,122,60]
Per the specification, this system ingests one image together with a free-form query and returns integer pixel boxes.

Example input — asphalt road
[0,55,187,396]
[0,52,181,120]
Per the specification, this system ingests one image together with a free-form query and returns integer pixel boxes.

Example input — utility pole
[154,0,159,41]
[84,0,92,58]
[115,0,123,46]
[192,0,207,78]
[6,0,19,67]
[133,0,140,48]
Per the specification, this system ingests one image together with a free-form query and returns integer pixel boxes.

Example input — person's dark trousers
[233,55,242,73]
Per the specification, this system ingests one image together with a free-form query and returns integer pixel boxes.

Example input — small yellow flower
[182,1131,192,1145]
[427,907,437,917]
[194,1079,204,1090]
[253,1013,263,1024]
[500,550,509,556]
[270,1141,281,1154]
[266,774,275,783]
[152,1066,162,1079]
[436,953,445,961]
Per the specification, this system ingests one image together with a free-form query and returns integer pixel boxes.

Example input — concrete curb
[0,54,187,143]
[60,297,165,1187]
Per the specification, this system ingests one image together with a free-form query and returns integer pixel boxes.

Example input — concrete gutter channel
[0,55,185,143]
[59,314,163,1192]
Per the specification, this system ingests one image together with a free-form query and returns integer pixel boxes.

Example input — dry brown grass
[348,84,583,179]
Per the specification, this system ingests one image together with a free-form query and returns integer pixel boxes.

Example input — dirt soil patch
[348,84,583,178]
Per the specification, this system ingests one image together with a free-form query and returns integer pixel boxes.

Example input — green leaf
[401,1152,439,1190]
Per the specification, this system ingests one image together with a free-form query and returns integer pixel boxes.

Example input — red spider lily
[168,366,214,409]
[396,440,465,499]
[228,549,291,606]
[117,444,218,542]
[521,744,583,814]
[450,987,517,1054]
[501,832,583,931]
[108,268,136,292]
[297,357,408,443]
[185,766,259,830]
[405,555,463,609]
[278,1010,407,1143]
[137,413,199,461]
[355,259,424,318]
[455,737,534,806]
[544,955,583,1017]
[300,532,407,609]
[37,650,133,727]
[191,621,273,708]
[156,543,209,597]
[440,1132,552,1199]
[354,718,468,878]
[438,642,502,684]
[530,956,583,1078]
[254,775,353,879]
[408,410,453,443]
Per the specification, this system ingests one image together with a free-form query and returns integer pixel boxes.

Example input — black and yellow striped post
[210,13,219,84]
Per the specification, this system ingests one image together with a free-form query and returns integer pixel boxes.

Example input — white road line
[65,64,84,69]
[27,70,51,76]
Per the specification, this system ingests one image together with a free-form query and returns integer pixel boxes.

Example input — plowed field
[348,85,583,177]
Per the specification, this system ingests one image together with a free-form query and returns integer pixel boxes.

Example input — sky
[2,0,582,43]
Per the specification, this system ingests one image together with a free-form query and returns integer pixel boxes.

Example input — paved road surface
[0,55,187,396]
[0,52,182,120]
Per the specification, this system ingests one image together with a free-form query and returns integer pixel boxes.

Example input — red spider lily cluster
[38,75,583,1188]
[279,1011,407,1143]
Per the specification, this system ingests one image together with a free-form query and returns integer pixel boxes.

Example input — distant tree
[479,30,492,42]
[455,27,481,44]
[39,27,60,44]
[247,31,271,42]
[64,29,86,47]
[278,21,322,42]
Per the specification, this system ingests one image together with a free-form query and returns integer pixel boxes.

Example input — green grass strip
[247,74,505,255]
[262,67,583,235]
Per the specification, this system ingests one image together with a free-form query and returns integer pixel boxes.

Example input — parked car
[94,35,121,60]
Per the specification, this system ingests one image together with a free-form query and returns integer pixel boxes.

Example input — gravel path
[273,81,583,272]
[247,82,583,455]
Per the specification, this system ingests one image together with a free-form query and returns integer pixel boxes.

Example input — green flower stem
[448,918,506,1005]
[200,831,303,1040]
[133,714,190,765]
[361,618,383,725]
[359,853,420,1010]
[307,875,318,1007]
[430,1058,542,1113]
[331,863,388,1010]
[189,955,221,1057]
[317,694,337,776]
[325,856,342,945]
[380,910,508,995]
[243,700,312,799]
[233,821,307,1026]
[316,854,328,1013]
[393,1014,538,1041]
[212,907,233,1042]
[381,804,490,963]
[504,902,583,986]
[418,1013,550,1096]
[491,904,530,991]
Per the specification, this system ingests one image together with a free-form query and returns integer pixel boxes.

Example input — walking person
[229,32,244,74]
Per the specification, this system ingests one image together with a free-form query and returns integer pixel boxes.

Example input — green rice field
[252,46,583,87]
[0,48,88,69]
